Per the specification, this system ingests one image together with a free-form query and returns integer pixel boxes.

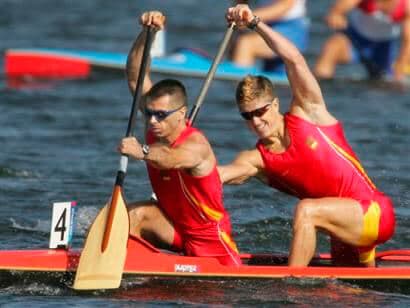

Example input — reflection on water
[2,272,410,306]
[114,277,404,306]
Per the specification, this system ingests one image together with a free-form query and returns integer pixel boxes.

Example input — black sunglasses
[143,105,184,121]
[240,104,271,120]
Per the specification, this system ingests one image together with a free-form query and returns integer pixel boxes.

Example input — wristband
[247,15,260,30]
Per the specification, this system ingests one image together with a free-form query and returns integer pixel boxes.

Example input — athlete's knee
[293,199,319,227]
[128,208,142,237]
[128,203,154,234]
[128,204,145,221]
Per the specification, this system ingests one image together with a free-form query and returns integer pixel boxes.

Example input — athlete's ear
[272,97,279,111]
[179,106,187,119]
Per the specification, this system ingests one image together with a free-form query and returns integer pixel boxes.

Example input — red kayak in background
[3,48,289,84]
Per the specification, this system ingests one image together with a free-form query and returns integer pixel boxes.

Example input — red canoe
[1,236,410,281]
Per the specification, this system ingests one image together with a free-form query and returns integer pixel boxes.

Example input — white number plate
[49,201,76,249]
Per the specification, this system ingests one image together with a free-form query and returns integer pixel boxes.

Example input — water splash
[73,205,99,236]
[0,166,39,178]
[9,218,50,234]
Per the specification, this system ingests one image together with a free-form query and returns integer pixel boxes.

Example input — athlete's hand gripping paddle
[73,26,155,290]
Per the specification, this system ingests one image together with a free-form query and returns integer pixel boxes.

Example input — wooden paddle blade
[73,190,129,290]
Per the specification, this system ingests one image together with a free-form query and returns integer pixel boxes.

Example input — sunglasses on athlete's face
[143,105,184,122]
[240,103,271,121]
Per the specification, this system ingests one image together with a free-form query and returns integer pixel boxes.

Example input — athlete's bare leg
[128,200,175,250]
[314,33,352,79]
[232,32,276,67]
[288,197,365,267]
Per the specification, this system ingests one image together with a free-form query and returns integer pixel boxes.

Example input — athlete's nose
[250,115,262,126]
[148,114,160,124]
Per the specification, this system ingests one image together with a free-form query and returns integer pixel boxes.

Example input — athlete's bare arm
[255,20,336,124]
[218,149,266,184]
[126,11,166,96]
[146,133,214,176]
[227,5,336,125]
[118,133,215,177]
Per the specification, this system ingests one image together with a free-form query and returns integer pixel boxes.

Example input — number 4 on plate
[49,201,76,249]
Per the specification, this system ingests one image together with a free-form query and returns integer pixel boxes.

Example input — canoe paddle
[188,23,235,125]
[73,26,155,290]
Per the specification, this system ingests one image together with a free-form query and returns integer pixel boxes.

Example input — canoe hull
[2,237,410,281]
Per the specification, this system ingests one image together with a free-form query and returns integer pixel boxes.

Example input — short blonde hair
[235,75,277,106]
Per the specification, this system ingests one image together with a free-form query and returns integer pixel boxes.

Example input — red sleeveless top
[359,0,407,22]
[257,113,380,200]
[146,126,231,233]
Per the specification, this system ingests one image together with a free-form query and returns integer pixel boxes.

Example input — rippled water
[1,0,410,306]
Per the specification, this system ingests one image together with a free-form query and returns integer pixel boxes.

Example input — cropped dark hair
[144,79,187,108]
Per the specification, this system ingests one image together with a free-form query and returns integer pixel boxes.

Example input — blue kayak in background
[4,47,289,85]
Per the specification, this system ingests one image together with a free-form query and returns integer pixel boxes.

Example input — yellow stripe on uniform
[359,201,381,246]
[318,129,376,190]
[359,247,376,264]
[358,201,381,264]
[200,204,224,221]
[178,173,224,222]
[220,231,239,253]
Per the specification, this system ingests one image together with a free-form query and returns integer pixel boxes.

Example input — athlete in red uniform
[220,4,395,267]
[314,0,410,81]
[118,11,241,266]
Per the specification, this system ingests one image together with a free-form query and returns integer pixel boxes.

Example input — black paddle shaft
[126,27,155,137]
[116,26,155,187]
[188,23,235,125]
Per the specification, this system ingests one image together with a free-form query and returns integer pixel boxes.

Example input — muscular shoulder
[181,130,212,155]
[290,100,338,126]
[177,130,215,175]
[186,129,209,143]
